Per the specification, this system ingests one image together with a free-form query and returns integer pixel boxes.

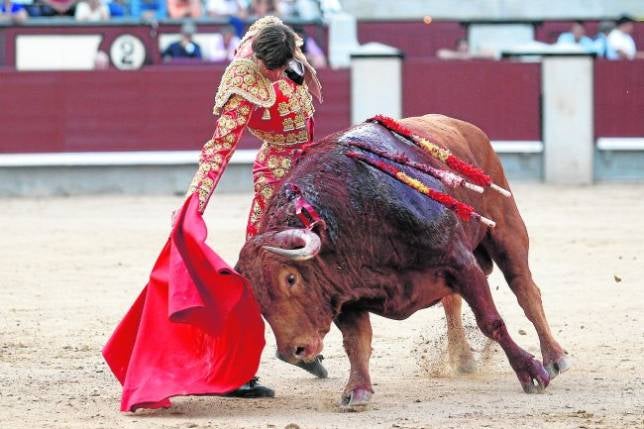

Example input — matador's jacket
[102,58,316,412]
[187,58,315,237]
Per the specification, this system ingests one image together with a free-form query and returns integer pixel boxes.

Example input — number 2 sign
[110,35,146,70]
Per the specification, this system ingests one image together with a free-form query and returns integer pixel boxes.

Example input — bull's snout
[292,336,323,362]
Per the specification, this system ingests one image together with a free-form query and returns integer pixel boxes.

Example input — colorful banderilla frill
[369,115,511,198]
[348,140,485,194]
[346,151,497,228]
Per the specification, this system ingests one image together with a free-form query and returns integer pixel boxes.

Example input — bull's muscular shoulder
[213,59,276,115]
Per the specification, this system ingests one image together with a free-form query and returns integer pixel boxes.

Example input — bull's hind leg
[450,249,550,393]
[484,213,571,379]
[442,294,476,373]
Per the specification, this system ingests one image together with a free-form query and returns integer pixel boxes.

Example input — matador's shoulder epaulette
[213,59,276,115]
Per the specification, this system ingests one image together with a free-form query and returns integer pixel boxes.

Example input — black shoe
[277,352,328,379]
[222,377,275,398]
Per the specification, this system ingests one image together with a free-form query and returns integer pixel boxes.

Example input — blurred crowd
[0,0,342,22]
[436,15,642,61]
[158,19,327,67]
[555,16,642,60]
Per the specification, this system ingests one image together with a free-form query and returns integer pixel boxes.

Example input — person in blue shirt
[129,0,167,20]
[593,20,617,59]
[556,21,596,53]
[162,21,203,61]
[0,0,28,23]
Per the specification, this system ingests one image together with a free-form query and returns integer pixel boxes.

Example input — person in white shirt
[607,15,637,60]
[74,0,109,21]
[206,0,248,18]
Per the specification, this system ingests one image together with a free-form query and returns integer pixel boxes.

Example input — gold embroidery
[267,156,278,169]
[260,185,273,200]
[277,80,294,97]
[197,177,214,212]
[278,102,290,117]
[239,105,251,116]
[249,200,263,224]
[249,128,309,146]
[293,112,306,130]
[283,117,294,132]
[213,59,275,115]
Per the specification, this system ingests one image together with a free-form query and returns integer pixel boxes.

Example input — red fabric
[102,193,265,412]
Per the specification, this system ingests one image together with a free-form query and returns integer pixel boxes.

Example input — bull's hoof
[518,357,550,394]
[340,388,372,410]
[544,355,572,380]
[456,353,477,374]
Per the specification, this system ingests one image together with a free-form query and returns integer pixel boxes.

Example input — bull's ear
[262,229,321,261]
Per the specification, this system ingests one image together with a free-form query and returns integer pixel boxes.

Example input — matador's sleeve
[186,94,255,213]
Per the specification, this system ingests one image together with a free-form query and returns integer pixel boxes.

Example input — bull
[236,114,571,407]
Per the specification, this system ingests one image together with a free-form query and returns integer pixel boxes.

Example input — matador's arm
[186,94,255,213]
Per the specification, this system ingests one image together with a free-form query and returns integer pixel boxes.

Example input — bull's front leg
[335,310,374,408]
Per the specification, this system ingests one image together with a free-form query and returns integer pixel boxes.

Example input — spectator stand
[0,16,327,69]
[1,16,644,197]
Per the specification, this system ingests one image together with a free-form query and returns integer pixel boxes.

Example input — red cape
[102,194,265,411]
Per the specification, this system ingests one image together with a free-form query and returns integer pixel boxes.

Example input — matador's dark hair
[252,24,296,70]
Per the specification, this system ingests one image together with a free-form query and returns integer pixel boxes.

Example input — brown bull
[236,114,571,407]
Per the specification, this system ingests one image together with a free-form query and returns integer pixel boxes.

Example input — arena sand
[1,184,642,429]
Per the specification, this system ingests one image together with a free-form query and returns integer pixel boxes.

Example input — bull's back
[401,115,503,181]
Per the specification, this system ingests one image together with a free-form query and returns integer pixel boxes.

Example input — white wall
[340,0,644,20]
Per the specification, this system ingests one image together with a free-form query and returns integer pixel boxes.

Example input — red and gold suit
[187,58,315,238]
[103,52,319,413]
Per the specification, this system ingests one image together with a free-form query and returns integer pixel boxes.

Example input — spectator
[205,0,247,18]
[249,0,277,18]
[293,25,327,68]
[294,0,320,20]
[130,0,167,20]
[593,20,617,58]
[36,0,76,16]
[94,50,110,70]
[319,0,341,19]
[74,0,110,21]
[607,15,638,60]
[0,0,28,23]
[106,0,126,17]
[203,25,240,62]
[167,0,201,18]
[162,21,203,61]
[556,20,596,53]
[436,38,495,60]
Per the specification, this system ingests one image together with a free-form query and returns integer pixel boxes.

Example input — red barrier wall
[0,66,350,153]
[403,59,542,141]
[594,60,644,138]
[358,20,465,57]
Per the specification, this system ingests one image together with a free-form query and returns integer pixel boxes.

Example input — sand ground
[1,184,643,429]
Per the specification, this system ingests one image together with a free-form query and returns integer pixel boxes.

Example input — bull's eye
[287,274,296,286]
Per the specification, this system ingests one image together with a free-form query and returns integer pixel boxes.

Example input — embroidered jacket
[187,58,315,213]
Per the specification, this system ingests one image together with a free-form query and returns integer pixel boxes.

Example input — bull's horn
[262,229,321,261]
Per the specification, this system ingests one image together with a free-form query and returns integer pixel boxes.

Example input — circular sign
[110,35,146,70]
